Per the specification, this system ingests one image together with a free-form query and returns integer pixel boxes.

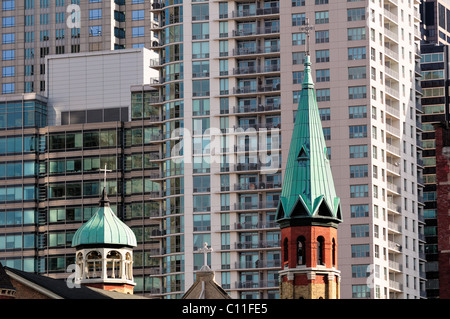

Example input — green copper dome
[276,55,342,227]
[72,189,137,248]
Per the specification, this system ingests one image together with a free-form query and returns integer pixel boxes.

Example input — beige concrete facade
[148,0,426,299]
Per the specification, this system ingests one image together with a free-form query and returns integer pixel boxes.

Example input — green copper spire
[276,55,342,227]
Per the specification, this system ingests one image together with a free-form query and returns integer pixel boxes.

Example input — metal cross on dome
[300,18,314,56]
[99,164,112,189]
[198,242,213,270]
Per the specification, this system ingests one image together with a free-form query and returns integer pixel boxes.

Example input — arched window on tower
[86,251,102,279]
[106,250,122,279]
[317,236,325,265]
[297,236,306,265]
[332,238,336,267]
[283,238,289,264]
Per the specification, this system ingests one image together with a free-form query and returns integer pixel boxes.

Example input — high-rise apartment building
[0,0,152,95]
[148,0,426,299]
[419,0,450,298]
[0,0,427,300]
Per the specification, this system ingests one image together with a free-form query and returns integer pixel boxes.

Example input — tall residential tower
[149,0,426,298]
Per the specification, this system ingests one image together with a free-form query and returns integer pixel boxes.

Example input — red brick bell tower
[279,221,340,299]
[276,50,342,299]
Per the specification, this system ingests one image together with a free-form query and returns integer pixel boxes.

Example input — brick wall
[9,278,50,299]
[280,273,339,299]
[435,124,450,299]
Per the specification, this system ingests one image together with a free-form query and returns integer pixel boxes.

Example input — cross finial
[299,18,314,56]
[99,164,112,190]
[198,242,213,271]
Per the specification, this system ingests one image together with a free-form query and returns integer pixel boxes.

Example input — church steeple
[276,54,342,227]
[276,39,342,299]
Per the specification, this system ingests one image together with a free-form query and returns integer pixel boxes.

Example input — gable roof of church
[3,264,147,299]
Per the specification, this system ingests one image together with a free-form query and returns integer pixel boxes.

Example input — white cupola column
[101,249,107,280]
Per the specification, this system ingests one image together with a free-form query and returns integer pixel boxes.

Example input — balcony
[384,47,399,61]
[415,83,423,95]
[148,171,162,179]
[149,58,162,68]
[384,9,398,23]
[416,120,423,132]
[150,40,164,50]
[233,103,281,114]
[150,1,164,11]
[414,10,421,21]
[416,138,423,149]
[388,260,403,272]
[233,66,259,75]
[232,84,281,95]
[150,229,166,238]
[234,182,281,191]
[387,0,398,5]
[233,200,279,210]
[149,77,163,86]
[387,182,401,195]
[232,6,279,18]
[386,144,400,157]
[233,64,280,76]
[416,102,423,113]
[386,105,400,119]
[389,280,403,292]
[233,86,257,95]
[388,220,402,232]
[234,240,280,249]
[234,280,279,289]
[232,45,280,57]
[148,96,164,105]
[414,28,421,40]
[385,66,399,80]
[386,124,400,137]
[234,221,278,230]
[234,259,281,269]
[145,133,164,143]
[148,190,163,198]
[387,201,402,214]
[149,209,163,219]
[385,86,399,99]
[232,26,280,38]
[414,63,421,76]
[233,122,281,131]
[386,163,401,176]
[388,240,402,252]
[384,28,399,42]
